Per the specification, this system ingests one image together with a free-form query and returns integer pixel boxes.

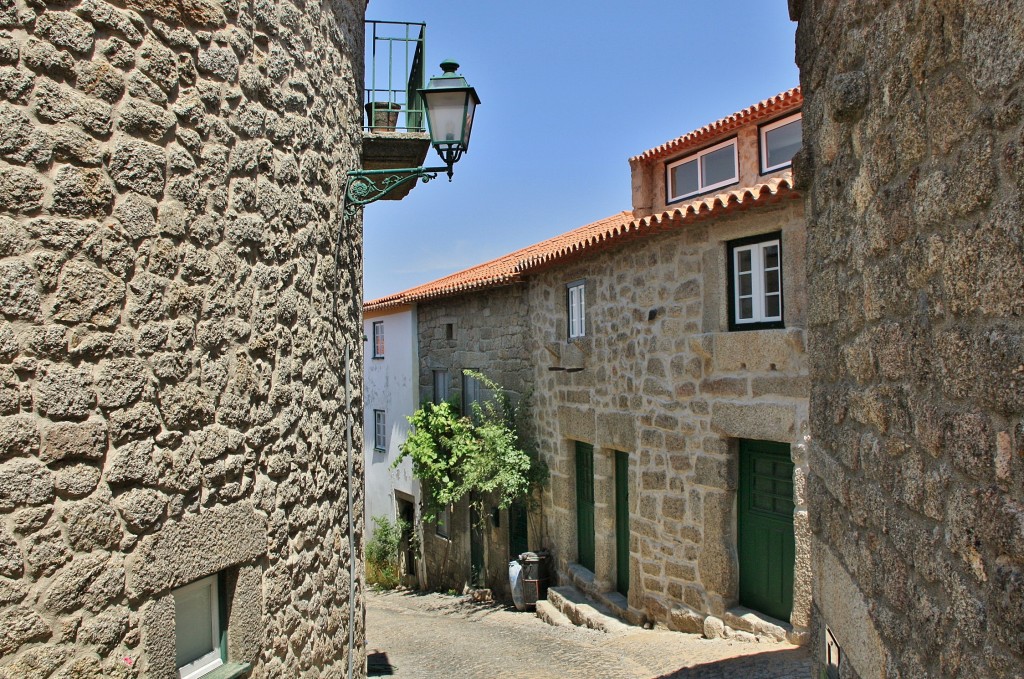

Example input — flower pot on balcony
[365,102,402,132]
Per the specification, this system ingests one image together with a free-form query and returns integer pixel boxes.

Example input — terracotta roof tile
[363,174,798,312]
[630,87,802,164]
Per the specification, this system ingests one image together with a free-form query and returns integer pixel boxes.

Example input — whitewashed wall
[363,307,419,544]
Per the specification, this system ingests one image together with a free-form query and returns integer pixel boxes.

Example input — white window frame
[731,236,783,328]
[373,409,386,450]
[371,321,384,358]
[666,137,739,203]
[175,575,223,679]
[433,369,450,404]
[760,112,802,174]
[567,280,586,339]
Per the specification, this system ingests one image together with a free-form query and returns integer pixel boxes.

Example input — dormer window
[666,138,738,203]
[760,113,802,174]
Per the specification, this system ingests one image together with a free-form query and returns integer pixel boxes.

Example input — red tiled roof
[363,174,798,312]
[630,88,802,164]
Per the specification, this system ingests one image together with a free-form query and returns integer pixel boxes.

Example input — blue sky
[361,1,799,301]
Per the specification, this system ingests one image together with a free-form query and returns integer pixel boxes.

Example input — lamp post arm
[343,165,454,216]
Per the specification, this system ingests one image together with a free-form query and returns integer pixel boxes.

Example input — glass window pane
[765,269,780,294]
[175,580,215,668]
[670,160,698,198]
[433,370,449,403]
[737,249,752,273]
[763,244,779,269]
[765,294,781,318]
[739,272,753,296]
[739,297,754,319]
[766,119,802,169]
[701,144,736,187]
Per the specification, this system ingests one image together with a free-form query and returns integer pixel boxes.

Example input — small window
[174,575,223,679]
[728,233,784,330]
[371,321,384,358]
[462,372,482,417]
[567,280,586,339]
[436,505,450,538]
[444,323,454,340]
[666,138,738,202]
[760,113,802,174]
[373,410,386,450]
[433,370,450,404]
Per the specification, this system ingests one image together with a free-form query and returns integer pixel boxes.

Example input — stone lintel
[127,502,267,598]
[709,401,796,442]
[557,407,595,443]
[595,412,635,452]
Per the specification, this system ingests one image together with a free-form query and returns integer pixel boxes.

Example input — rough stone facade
[415,285,534,599]
[528,201,810,642]
[795,1,1024,677]
[0,0,366,676]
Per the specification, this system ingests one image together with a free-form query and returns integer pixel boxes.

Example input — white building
[363,305,421,583]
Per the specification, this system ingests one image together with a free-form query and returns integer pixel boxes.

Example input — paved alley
[366,590,811,679]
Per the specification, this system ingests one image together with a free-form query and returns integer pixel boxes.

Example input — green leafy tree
[397,371,546,525]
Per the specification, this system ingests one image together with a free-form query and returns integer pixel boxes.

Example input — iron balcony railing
[364,20,426,133]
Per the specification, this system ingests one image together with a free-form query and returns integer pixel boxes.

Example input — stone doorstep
[566,564,645,626]
[535,600,572,627]
[719,606,810,645]
[566,563,597,596]
[543,585,628,634]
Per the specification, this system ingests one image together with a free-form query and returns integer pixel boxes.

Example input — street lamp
[344,59,480,215]
[420,59,480,175]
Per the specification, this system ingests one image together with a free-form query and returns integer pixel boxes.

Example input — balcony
[362,20,432,200]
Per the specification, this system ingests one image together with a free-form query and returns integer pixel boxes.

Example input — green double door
[575,442,595,572]
[738,439,795,622]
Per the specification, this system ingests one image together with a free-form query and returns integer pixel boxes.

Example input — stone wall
[795,1,1024,676]
[416,286,534,597]
[528,201,810,641]
[0,0,366,676]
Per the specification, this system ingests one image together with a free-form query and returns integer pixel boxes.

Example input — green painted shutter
[575,442,595,572]
[738,439,795,621]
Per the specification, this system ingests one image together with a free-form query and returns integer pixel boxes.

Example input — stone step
[535,600,572,627]
[543,585,627,634]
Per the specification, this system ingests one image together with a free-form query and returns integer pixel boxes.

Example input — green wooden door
[470,502,484,587]
[614,451,630,596]
[575,441,595,572]
[508,499,528,559]
[738,440,795,621]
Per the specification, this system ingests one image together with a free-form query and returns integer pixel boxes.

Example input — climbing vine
[397,371,546,523]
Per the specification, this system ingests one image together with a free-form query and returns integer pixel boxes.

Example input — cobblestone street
[366,590,810,679]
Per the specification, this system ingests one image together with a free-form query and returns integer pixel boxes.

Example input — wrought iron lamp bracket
[343,165,453,220]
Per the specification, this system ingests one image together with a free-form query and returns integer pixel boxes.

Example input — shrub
[366,514,409,589]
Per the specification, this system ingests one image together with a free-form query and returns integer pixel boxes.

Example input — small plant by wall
[366,515,410,589]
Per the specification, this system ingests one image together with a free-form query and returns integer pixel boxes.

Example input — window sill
[201,662,252,679]
[727,321,785,332]
[371,356,385,360]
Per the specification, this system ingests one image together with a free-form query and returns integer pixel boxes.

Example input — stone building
[794,2,1024,677]
[366,267,534,598]
[365,90,812,641]
[0,0,367,677]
